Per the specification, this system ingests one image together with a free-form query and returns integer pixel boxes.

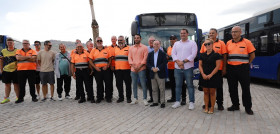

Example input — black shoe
[181,101,186,105]
[148,99,153,103]
[127,99,132,103]
[91,98,95,103]
[245,108,254,115]
[167,99,176,103]
[74,96,80,100]
[160,103,165,108]
[32,98,38,102]
[106,99,112,103]
[150,103,158,107]
[96,99,102,103]
[218,105,224,111]
[227,105,240,111]
[15,99,24,104]
[117,98,124,103]
[78,99,86,103]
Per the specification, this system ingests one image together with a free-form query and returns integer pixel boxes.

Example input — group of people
[0,26,255,115]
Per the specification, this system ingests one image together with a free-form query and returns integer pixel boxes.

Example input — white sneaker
[189,102,195,110]
[65,96,72,99]
[172,101,181,109]
[58,96,63,101]
[46,94,51,99]
[36,95,41,100]
[143,99,149,106]
[130,99,138,104]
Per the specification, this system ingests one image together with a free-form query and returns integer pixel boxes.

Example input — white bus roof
[253,3,280,16]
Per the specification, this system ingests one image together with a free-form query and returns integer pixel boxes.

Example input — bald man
[226,26,255,115]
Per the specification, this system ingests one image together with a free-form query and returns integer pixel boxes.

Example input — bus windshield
[139,27,197,50]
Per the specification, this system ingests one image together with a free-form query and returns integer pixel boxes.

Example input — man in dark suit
[147,40,167,108]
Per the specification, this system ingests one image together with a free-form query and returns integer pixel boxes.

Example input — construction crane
[89,0,99,46]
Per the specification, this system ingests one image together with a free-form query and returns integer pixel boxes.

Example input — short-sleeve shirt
[71,51,89,69]
[200,39,226,70]
[199,51,222,75]
[16,48,37,71]
[59,52,70,75]
[226,37,256,65]
[37,50,56,72]
[0,48,18,72]
[89,47,110,68]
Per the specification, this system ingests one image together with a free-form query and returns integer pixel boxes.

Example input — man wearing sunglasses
[200,28,227,111]
[89,37,112,103]
[37,41,56,102]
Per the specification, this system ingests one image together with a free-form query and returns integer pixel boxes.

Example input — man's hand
[95,67,101,72]
[102,66,108,70]
[73,73,76,79]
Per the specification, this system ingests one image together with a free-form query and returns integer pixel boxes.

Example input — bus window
[260,35,268,52]
[218,31,224,40]
[274,33,280,43]
[258,15,267,24]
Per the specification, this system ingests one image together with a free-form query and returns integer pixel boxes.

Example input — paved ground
[0,78,280,134]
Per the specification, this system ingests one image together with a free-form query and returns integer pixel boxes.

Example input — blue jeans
[131,70,147,99]
[174,68,195,102]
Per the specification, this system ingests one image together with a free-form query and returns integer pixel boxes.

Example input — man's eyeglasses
[118,40,123,41]
[23,43,29,45]
[97,40,103,42]
[204,43,211,46]
[170,38,176,40]
[149,40,155,42]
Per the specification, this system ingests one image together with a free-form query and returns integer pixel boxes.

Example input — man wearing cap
[0,37,19,104]
[15,40,38,103]
[167,35,187,105]
[71,43,94,103]
[37,41,56,102]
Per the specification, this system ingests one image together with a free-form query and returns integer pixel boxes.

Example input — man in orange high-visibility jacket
[200,28,227,110]
[107,36,117,99]
[114,36,131,103]
[15,40,38,103]
[89,37,112,103]
[226,26,255,115]
[71,43,94,103]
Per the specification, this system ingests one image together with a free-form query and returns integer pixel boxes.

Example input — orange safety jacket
[71,51,89,69]
[89,47,110,68]
[108,45,117,67]
[16,48,37,70]
[167,46,175,69]
[226,37,256,65]
[114,46,130,70]
[200,39,226,70]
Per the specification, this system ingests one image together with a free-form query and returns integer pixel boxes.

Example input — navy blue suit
[147,50,167,79]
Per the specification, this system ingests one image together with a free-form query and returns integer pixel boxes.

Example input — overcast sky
[0,0,279,45]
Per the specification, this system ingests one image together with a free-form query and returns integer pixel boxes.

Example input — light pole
[89,0,99,47]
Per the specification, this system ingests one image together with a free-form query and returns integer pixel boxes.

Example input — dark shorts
[2,71,18,84]
[40,71,55,85]
[35,71,41,84]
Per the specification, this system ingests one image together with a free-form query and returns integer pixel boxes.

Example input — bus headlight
[193,68,200,75]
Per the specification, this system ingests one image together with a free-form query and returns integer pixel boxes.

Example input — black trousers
[216,71,223,105]
[146,70,153,99]
[88,69,94,98]
[17,70,37,100]
[168,69,187,100]
[75,68,93,100]
[57,75,71,97]
[95,68,112,100]
[227,64,252,109]
[108,68,115,97]
[115,70,132,100]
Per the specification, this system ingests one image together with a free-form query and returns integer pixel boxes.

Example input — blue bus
[0,35,8,77]
[218,5,280,83]
[130,13,202,79]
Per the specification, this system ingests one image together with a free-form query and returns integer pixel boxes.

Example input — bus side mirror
[131,21,138,36]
